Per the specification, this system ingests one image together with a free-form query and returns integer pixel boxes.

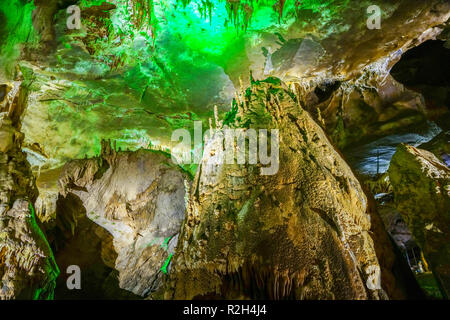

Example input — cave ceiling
[0,0,449,168]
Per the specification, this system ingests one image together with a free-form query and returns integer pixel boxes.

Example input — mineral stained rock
[165,78,409,300]
[56,143,190,297]
[0,82,59,300]
[389,144,450,298]
[12,0,450,167]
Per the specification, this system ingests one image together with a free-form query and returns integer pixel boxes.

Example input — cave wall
[164,78,418,300]
[0,80,59,300]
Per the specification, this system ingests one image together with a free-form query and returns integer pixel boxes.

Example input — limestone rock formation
[377,203,415,254]
[419,130,450,167]
[7,0,448,168]
[164,78,411,300]
[0,82,59,300]
[51,189,141,300]
[376,199,429,277]
[363,190,424,299]
[35,171,60,234]
[389,144,450,298]
[302,74,428,150]
[55,143,190,297]
[1,0,448,302]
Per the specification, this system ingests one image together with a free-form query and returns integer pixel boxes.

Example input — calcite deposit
[0,82,59,300]
[54,142,190,297]
[164,79,414,300]
[0,0,449,301]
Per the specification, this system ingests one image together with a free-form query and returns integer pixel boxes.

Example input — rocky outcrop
[0,82,59,300]
[51,189,141,300]
[301,73,428,149]
[55,143,189,297]
[391,39,450,121]
[1,0,448,301]
[364,190,425,299]
[0,81,28,128]
[419,130,450,166]
[247,1,450,149]
[376,199,429,277]
[164,78,412,300]
[389,144,450,298]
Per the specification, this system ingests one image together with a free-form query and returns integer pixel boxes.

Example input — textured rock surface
[164,79,411,300]
[51,190,141,300]
[419,130,450,166]
[391,39,450,123]
[1,0,448,301]
[34,167,63,235]
[5,0,447,167]
[305,74,429,149]
[389,144,450,298]
[364,190,424,299]
[0,82,59,300]
[56,144,189,297]
[377,203,415,252]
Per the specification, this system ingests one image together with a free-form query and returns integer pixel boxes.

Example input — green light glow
[2,0,352,167]
[161,237,171,250]
[28,202,60,300]
[0,0,39,77]
[161,253,173,274]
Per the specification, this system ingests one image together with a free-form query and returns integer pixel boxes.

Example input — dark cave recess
[391,40,450,124]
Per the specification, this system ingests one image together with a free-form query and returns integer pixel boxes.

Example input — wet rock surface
[345,121,442,176]
[419,130,450,167]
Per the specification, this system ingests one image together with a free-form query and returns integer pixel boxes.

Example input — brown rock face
[0,82,59,300]
[31,0,77,46]
[0,81,28,128]
[247,1,450,149]
[365,191,424,299]
[165,78,410,300]
[55,144,190,297]
[302,74,428,150]
[51,191,141,299]
[389,144,450,298]
[378,204,415,253]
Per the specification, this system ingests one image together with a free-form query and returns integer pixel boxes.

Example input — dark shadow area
[391,40,450,128]
[51,193,141,300]
[314,80,341,103]
[392,40,450,88]
[0,84,8,102]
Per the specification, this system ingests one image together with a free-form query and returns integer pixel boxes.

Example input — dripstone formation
[164,79,413,300]
[0,82,59,300]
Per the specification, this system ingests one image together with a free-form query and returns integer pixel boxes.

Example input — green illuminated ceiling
[0,0,39,77]
[0,0,425,169]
